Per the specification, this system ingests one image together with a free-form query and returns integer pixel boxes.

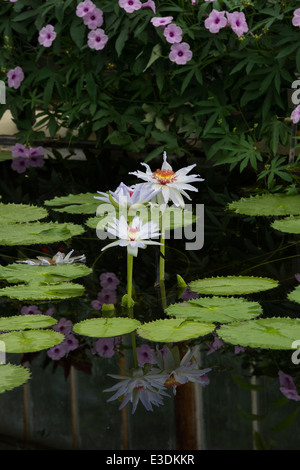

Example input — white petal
[101,240,124,251]
[161,152,173,171]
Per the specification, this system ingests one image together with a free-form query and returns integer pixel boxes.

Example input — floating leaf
[137,318,215,343]
[0,364,31,393]
[189,276,278,296]
[166,296,263,323]
[73,317,141,338]
[0,203,48,225]
[0,330,65,353]
[287,285,300,304]
[0,314,57,331]
[228,194,300,216]
[44,192,100,214]
[218,317,300,350]
[271,216,300,234]
[0,263,92,285]
[0,282,85,300]
[0,221,85,245]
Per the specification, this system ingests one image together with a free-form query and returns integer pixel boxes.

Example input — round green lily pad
[0,203,48,225]
[0,314,57,331]
[73,317,141,338]
[288,285,300,304]
[189,276,278,296]
[0,330,65,353]
[0,263,92,285]
[0,364,31,393]
[137,318,215,343]
[228,194,300,216]
[166,296,263,323]
[218,317,300,350]
[271,216,300,234]
[44,192,100,214]
[0,282,85,300]
[0,222,85,246]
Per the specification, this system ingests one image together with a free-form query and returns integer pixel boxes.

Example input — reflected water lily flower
[101,215,161,257]
[95,182,156,210]
[17,249,86,266]
[129,151,204,208]
[104,367,170,414]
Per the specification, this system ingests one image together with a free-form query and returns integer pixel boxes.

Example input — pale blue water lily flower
[17,249,86,266]
[94,182,157,210]
[104,367,170,414]
[129,151,204,208]
[101,215,161,257]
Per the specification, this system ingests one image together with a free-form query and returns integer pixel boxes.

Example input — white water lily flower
[129,151,204,208]
[94,182,157,209]
[17,249,86,266]
[101,215,161,257]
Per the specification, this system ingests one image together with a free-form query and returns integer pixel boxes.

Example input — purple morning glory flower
[97,289,117,305]
[163,23,183,44]
[53,317,73,336]
[226,11,248,37]
[63,334,79,352]
[11,157,29,174]
[119,0,142,14]
[47,343,69,361]
[83,7,104,29]
[292,8,300,27]
[7,66,24,89]
[291,105,300,124]
[21,305,42,315]
[141,0,156,14]
[206,334,224,355]
[87,28,108,50]
[28,146,44,168]
[137,344,156,365]
[204,9,227,34]
[38,25,56,47]
[76,0,96,18]
[95,337,116,358]
[10,143,29,158]
[278,371,300,401]
[151,16,173,28]
[169,42,193,65]
[99,272,120,290]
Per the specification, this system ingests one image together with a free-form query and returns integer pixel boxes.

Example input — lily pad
[166,296,263,323]
[271,216,300,234]
[218,317,300,350]
[189,276,278,296]
[228,194,300,216]
[137,318,215,343]
[0,263,92,285]
[0,203,48,225]
[73,317,141,338]
[0,364,31,393]
[0,314,57,331]
[288,285,300,304]
[0,282,85,300]
[0,221,85,246]
[0,330,65,353]
[44,192,100,214]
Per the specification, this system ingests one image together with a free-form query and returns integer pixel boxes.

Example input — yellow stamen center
[164,374,181,388]
[128,227,139,241]
[152,169,176,185]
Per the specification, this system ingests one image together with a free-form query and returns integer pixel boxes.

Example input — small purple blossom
[100,272,120,290]
[204,9,227,34]
[28,146,44,168]
[11,158,29,174]
[295,273,300,283]
[207,334,224,355]
[169,42,193,65]
[53,317,73,336]
[151,16,173,28]
[63,334,79,353]
[38,25,56,47]
[76,0,96,18]
[97,289,117,305]
[291,105,300,124]
[95,337,116,358]
[163,23,183,44]
[21,305,42,315]
[7,66,24,89]
[226,11,248,37]
[278,371,300,401]
[119,0,142,14]
[141,0,156,14]
[47,342,69,361]
[10,143,29,158]
[181,287,199,301]
[87,28,108,50]
[292,9,300,27]
[83,7,104,29]
[137,344,156,365]
[91,299,102,310]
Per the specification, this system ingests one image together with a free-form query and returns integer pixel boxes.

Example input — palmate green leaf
[228,194,300,217]
[0,263,92,285]
[0,203,48,225]
[0,282,85,300]
[0,330,65,353]
[137,318,215,343]
[43,192,100,215]
[0,314,57,331]
[218,317,300,350]
[0,221,85,245]
[166,296,263,323]
[73,317,141,338]
[271,216,300,234]
[189,276,279,296]
[0,364,31,393]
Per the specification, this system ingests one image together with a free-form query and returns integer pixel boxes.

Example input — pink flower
[11,158,29,174]
[87,28,108,50]
[7,66,24,89]
[292,8,300,27]
[169,42,193,65]
[10,143,29,158]
[204,9,227,34]
[226,11,248,37]
[278,371,300,401]
[76,0,96,18]
[119,0,142,14]
[141,0,156,14]
[38,24,56,47]
[28,146,44,167]
[291,105,300,124]
[151,16,173,28]
[83,7,104,29]
[163,23,183,44]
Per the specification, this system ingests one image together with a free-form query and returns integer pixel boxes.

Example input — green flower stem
[127,252,133,304]
[160,211,166,282]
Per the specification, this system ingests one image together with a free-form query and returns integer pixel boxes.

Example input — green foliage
[0,330,65,353]
[0,314,57,331]
[228,194,300,217]
[137,318,215,343]
[0,364,31,393]
[73,317,141,338]
[0,203,48,224]
[189,275,279,296]
[271,215,300,234]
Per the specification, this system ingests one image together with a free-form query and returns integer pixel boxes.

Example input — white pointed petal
[161,152,173,171]
[101,240,123,251]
